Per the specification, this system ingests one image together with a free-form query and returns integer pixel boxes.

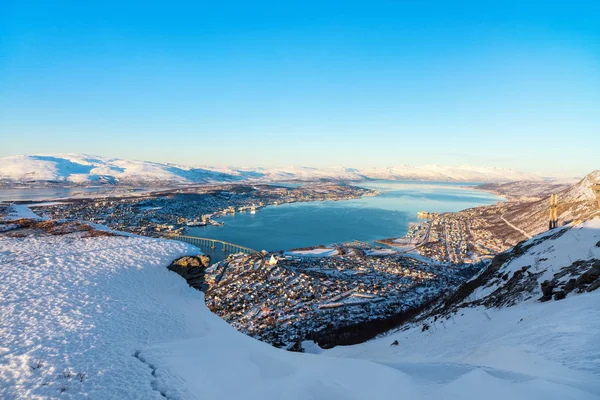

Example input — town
[380,205,533,264]
[27,183,378,237]
[204,247,474,347]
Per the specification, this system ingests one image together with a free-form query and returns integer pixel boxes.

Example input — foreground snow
[324,292,600,396]
[323,219,600,397]
[2,204,45,221]
[1,233,598,399]
[0,235,202,398]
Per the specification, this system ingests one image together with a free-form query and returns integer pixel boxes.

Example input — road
[500,213,531,239]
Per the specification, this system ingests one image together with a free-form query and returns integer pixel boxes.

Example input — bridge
[169,235,258,255]
[166,235,265,293]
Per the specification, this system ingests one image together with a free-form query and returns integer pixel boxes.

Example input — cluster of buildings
[205,249,469,346]
[30,184,376,237]
[403,212,510,263]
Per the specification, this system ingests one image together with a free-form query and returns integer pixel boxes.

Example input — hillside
[1,208,598,399]
[495,170,600,238]
[417,170,600,262]
[325,217,600,396]
[475,181,573,201]
[0,153,546,186]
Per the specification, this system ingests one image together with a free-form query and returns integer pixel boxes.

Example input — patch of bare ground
[0,218,119,238]
[288,244,328,251]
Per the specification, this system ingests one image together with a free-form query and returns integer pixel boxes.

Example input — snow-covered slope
[0,153,545,186]
[1,212,597,399]
[325,218,600,396]
[560,170,600,203]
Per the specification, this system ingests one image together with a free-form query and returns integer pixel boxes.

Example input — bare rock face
[287,340,305,353]
[174,256,202,268]
[199,254,211,267]
[540,280,555,302]
[540,259,600,301]
[587,278,600,293]
[577,263,600,285]
[168,255,211,291]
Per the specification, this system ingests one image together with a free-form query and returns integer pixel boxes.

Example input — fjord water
[189,181,503,252]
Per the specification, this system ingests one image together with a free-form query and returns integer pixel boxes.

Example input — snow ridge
[0,153,546,186]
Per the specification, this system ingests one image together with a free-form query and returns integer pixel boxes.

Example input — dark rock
[287,340,305,353]
[577,267,600,285]
[553,290,566,300]
[391,340,399,346]
[421,323,430,332]
[540,280,554,302]
[564,279,578,294]
[596,241,600,247]
[540,280,554,296]
[168,255,210,291]
[587,278,600,292]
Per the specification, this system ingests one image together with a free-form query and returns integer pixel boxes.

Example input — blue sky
[1,1,599,175]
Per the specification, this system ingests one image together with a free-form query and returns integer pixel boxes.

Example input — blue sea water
[188,181,503,252]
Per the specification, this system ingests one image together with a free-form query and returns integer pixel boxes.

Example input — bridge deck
[169,235,258,255]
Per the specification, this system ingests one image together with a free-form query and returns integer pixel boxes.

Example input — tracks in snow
[133,350,169,399]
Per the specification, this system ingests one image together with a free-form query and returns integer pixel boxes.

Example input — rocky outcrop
[540,280,555,302]
[539,259,600,301]
[167,255,211,291]
[286,340,305,353]
[577,262,600,285]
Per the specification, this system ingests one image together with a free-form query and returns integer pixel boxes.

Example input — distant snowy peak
[0,153,548,186]
[358,164,542,183]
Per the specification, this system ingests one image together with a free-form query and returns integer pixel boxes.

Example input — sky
[1,1,599,176]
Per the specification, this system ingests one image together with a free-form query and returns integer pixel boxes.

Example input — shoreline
[191,183,506,257]
[4,182,508,263]
[1,179,503,203]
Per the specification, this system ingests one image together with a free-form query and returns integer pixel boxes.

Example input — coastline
[191,182,505,257]
[4,181,507,262]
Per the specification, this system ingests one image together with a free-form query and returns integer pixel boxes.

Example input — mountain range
[0,153,548,186]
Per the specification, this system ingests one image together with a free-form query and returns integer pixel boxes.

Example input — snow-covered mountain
[0,154,244,186]
[359,164,542,183]
[0,153,546,186]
